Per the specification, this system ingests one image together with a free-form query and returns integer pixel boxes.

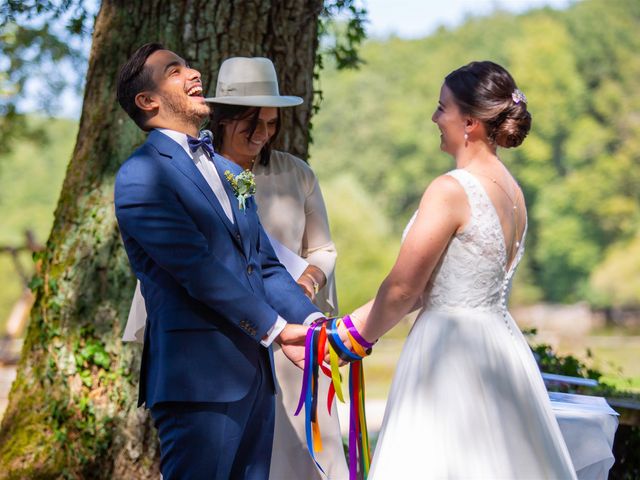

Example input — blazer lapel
[212,154,253,260]
[147,131,242,250]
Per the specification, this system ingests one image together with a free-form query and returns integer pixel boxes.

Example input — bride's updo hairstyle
[445,61,532,148]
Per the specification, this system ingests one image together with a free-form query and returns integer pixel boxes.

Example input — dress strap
[445,169,487,223]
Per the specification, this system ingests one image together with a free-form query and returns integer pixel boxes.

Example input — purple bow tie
[187,131,215,158]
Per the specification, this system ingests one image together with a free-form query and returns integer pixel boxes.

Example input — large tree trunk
[0,0,323,477]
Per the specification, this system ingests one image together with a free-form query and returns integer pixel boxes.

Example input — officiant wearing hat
[207,57,348,479]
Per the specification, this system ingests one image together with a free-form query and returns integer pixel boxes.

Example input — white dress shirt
[157,128,235,221]
[154,129,322,346]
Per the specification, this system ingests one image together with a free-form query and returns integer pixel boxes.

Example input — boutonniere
[224,169,256,211]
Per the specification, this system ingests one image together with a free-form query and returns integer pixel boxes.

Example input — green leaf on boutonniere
[224,169,257,211]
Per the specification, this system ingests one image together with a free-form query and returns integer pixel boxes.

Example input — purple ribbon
[294,326,316,417]
[343,315,375,349]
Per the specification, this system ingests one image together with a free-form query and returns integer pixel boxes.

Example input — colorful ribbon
[295,317,372,480]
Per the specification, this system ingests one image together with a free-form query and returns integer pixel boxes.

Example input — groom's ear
[135,91,160,114]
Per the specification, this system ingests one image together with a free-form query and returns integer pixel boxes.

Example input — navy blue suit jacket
[115,130,319,408]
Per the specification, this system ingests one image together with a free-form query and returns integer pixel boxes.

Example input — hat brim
[204,95,303,108]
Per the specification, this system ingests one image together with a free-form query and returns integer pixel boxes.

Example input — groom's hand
[275,324,310,369]
[275,323,308,346]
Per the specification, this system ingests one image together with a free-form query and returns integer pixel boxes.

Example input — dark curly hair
[445,61,532,148]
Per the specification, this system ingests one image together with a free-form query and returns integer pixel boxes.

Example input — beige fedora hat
[205,57,303,107]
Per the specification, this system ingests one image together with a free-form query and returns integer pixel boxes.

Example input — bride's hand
[323,318,353,366]
[351,314,374,345]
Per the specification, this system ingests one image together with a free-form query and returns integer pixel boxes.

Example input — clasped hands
[276,315,374,369]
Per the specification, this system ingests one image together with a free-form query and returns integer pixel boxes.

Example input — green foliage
[0,302,124,477]
[2,1,638,315]
[0,145,139,475]
[311,0,640,306]
[2,0,639,326]
[0,1,94,154]
[590,234,640,308]
[0,116,76,245]
[309,1,367,146]
[321,174,399,313]
[509,254,544,305]
[320,1,367,71]
[531,342,602,383]
[527,332,640,477]
[0,117,75,331]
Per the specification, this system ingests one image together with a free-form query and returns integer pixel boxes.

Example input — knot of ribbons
[295,315,374,480]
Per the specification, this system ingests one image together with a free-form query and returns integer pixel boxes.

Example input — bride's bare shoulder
[420,172,467,206]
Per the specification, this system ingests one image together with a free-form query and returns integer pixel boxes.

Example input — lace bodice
[372,171,577,480]
[405,169,527,313]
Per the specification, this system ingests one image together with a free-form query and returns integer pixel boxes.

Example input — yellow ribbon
[329,343,344,403]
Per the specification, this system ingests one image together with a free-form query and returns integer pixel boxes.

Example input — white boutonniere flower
[224,169,256,211]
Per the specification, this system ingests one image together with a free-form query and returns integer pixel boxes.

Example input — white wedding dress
[369,169,577,479]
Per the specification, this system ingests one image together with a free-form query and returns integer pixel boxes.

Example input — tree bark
[0,0,323,477]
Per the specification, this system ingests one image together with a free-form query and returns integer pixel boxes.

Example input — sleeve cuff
[303,242,337,279]
[303,312,325,326]
[261,316,287,347]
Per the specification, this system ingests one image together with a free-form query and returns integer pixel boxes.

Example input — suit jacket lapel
[147,131,242,251]
[212,154,252,260]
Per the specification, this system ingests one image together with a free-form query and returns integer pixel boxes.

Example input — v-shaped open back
[370,170,577,480]
[457,169,528,275]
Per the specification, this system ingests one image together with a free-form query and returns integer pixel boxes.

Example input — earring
[464,132,468,141]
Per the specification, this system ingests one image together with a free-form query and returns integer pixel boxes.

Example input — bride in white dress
[344,61,577,479]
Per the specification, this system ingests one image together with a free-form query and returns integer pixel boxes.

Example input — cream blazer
[253,150,337,315]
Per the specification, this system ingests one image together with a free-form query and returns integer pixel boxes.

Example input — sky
[31,0,575,118]
[362,0,574,38]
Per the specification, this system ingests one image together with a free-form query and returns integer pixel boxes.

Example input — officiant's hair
[117,42,165,129]
[445,61,532,148]
[209,105,282,166]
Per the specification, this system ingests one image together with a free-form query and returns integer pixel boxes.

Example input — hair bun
[445,61,533,149]
[493,103,531,148]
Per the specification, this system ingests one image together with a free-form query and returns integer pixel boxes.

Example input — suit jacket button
[235,233,241,240]
[247,265,253,274]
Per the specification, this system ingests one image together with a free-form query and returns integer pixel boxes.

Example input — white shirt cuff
[303,312,325,326]
[260,316,287,347]
[261,312,325,347]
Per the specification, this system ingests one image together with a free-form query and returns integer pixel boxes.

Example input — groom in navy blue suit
[114,43,322,479]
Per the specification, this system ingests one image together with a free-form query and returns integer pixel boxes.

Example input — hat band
[218,81,279,97]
